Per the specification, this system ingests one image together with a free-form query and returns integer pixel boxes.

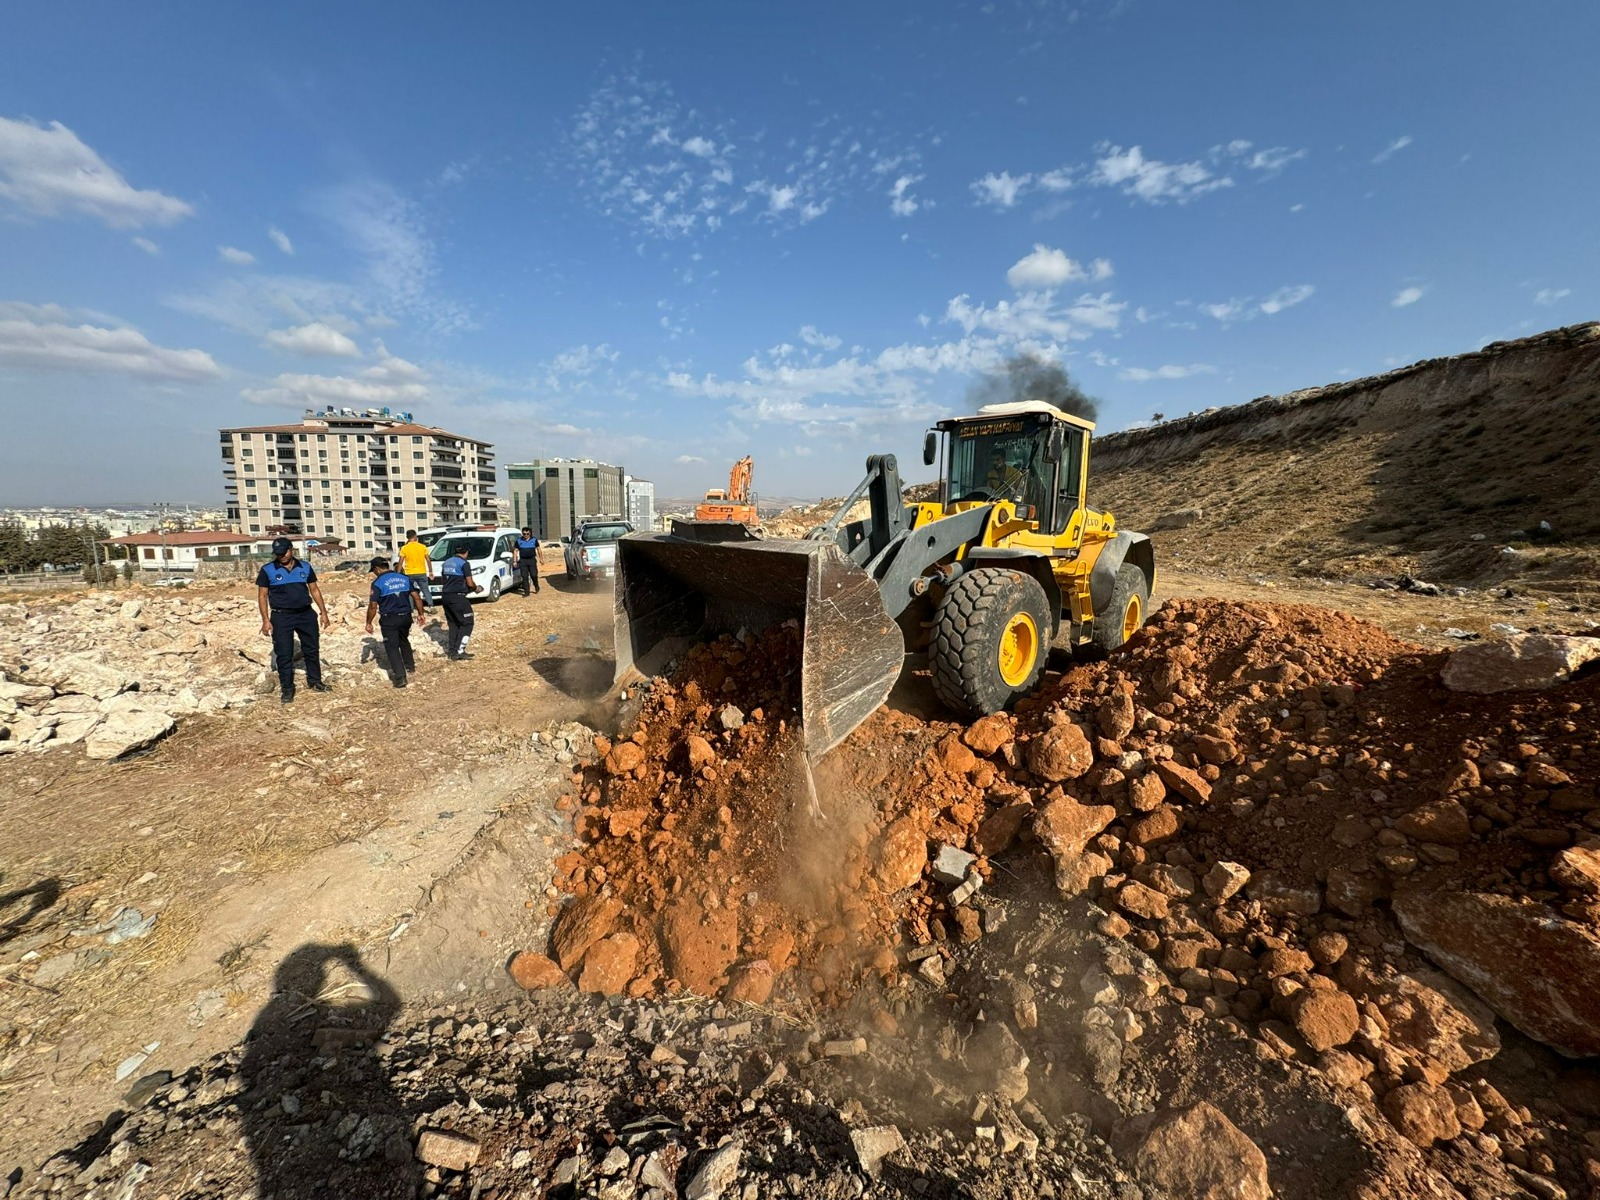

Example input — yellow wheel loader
[615,400,1154,764]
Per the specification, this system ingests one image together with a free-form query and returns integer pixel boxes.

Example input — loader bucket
[614,528,904,762]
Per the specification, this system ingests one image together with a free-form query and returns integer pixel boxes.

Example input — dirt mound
[1091,323,1600,598]
[540,598,1600,1196]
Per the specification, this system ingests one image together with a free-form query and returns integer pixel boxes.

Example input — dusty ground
[3,555,1597,1198]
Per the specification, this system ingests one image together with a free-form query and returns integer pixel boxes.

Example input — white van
[424,527,523,603]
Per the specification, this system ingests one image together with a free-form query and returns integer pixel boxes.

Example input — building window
[317,434,326,442]
[143,548,155,560]
[412,436,422,444]
[413,451,423,459]
[250,524,261,532]
[242,448,253,458]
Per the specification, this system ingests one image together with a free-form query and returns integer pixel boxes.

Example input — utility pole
[156,502,171,581]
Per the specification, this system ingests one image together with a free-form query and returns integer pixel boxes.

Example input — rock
[50,713,103,746]
[1153,759,1212,805]
[724,959,774,1005]
[578,933,640,995]
[1551,841,1600,893]
[550,896,624,971]
[1203,861,1251,900]
[1097,691,1137,741]
[1081,1025,1123,1088]
[874,816,926,891]
[1149,507,1203,531]
[508,952,568,990]
[964,714,1013,756]
[1027,722,1095,782]
[685,1140,742,1200]
[120,600,143,621]
[1308,933,1349,967]
[1382,1083,1461,1147]
[82,710,174,760]
[1291,989,1360,1052]
[974,802,1031,856]
[1325,865,1387,917]
[416,1129,481,1172]
[1034,798,1116,896]
[1117,881,1169,921]
[685,734,716,770]
[935,734,977,775]
[1127,771,1166,811]
[0,681,53,704]
[1394,799,1472,845]
[1249,872,1322,917]
[1127,807,1179,845]
[1115,1102,1270,1200]
[969,1021,1030,1102]
[604,741,645,776]
[1259,947,1314,978]
[35,654,132,700]
[1371,967,1500,1074]
[849,1126,905,1178]
[1394,888,1600,1057]
[1192,734,1237,765]
[932,843,977,885]
[1441,634,1600,693]
[660,896,739,995]
[718,704,745,731]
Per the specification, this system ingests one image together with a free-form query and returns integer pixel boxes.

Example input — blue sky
[1,1,1595,506]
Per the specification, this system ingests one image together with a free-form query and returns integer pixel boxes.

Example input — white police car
[424,527,523,603]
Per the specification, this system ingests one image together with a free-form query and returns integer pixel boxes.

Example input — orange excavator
[693,456,759,526]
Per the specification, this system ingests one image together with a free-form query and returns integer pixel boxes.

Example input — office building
[220,407,496,553]
[506,458,625,540]
[624,477,656,532]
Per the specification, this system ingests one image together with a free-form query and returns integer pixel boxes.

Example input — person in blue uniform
[438,543,481,660]
[256,537,331,703]
[514,527,541,596]
[363,557,425,688]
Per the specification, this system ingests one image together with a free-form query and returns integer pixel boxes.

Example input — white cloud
[889,173,924,217]
[1238,144,1306,175]
[241,350,427,408]
[799,325,842,351]
[548,343,620,377]
[680,136,716,158]
[1201,284,1315,323]
[268,226,294,255]
[0,116,193,228]
[132,236,159,255]
[1372,135,1413,164]
[1391,285,1425,308]
[1006,244,1113,291]
[676,454,707,464]
[264,321,361,358]
[1534,288,1571,306]
[1259,283,1315,314]
[971,171,1031,209]
[0,300,220,381]
[219,245,256,266]
[1091,143,1231,204]
[1118,363,1217,382]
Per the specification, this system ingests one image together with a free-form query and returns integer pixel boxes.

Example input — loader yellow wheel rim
[1122,592,1144,641]
[997,612,1039,687]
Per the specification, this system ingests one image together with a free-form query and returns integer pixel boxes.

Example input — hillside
[1089,323,1600,597]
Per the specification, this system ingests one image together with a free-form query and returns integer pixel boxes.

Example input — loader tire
[1087,562,1150,657]
[929,567,1052,720]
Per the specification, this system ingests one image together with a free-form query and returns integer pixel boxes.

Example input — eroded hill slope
[1090,323,1600,596]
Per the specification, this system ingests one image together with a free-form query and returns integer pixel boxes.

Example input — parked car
[424,527,523,602]
[563,519,633,582]
[332,559,367,572]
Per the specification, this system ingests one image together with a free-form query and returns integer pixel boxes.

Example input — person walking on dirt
[256,537,331,703]
[364,557,425,687]
[438,542,481,660]
[396,529,433,609]
[514,526,542,596]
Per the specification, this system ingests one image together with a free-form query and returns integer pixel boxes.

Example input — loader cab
[931,402,1090,535]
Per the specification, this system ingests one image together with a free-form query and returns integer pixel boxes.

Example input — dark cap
[270,537,293,557]
[369,557,390,572]
[454,542,470,554]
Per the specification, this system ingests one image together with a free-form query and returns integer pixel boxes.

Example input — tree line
[0,520,130,576]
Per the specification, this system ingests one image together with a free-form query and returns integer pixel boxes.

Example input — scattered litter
[1442,628,1481,640]
[115,1041,160,1082]
[546,633,560,644]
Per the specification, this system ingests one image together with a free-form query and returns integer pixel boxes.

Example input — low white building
[102,531,283,572]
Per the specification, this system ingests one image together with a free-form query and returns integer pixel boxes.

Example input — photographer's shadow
[241,943,417,1198]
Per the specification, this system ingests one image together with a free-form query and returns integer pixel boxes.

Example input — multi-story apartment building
[506,458,624,541]
[624,477,656,532]
[220,407,496,553]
